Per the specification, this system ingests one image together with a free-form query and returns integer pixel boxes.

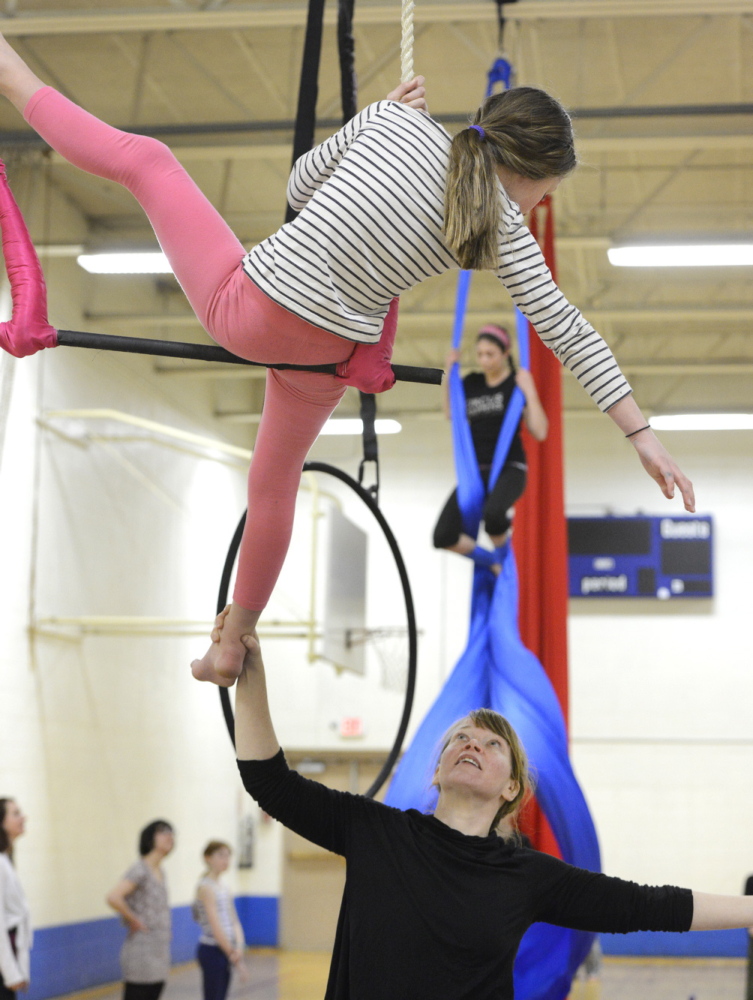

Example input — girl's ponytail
[443,124,501,271]
[443,87,576,272]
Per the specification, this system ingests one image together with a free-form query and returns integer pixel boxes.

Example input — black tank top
[463,371,526,469]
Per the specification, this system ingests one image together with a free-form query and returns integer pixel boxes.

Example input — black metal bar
[56,329,336,373]
[55,329,443,385]
[358,390,379,503]
[5,102,753,150]
[285,0,326,225]
[216,512,247,747]
[337,0,358,125]
[390,364,440,385]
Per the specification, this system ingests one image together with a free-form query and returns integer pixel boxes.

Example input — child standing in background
[193,841,247,1000]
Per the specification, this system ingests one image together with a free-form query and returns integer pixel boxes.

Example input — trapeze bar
[55,329,444,386]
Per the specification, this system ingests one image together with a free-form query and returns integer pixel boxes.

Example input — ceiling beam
[14,132,751,167]
[51,235,611,254]
[0,1,749,37]
[154,359,753,382]
[85,307,753,331]
[578,134,753,154]
[623,362,753,375]
[36,243,84,257]
[0,5,489,35]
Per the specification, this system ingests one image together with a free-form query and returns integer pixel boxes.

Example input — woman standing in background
[106,820,174,1000]
[193,840,246,1000]
[0,799,31,998]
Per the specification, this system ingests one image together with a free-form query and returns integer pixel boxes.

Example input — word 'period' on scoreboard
[567,516,713,599]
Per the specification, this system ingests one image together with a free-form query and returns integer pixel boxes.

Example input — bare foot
[191,642,239,687]
[190,602,261,686]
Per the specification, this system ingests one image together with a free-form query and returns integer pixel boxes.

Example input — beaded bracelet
[625,424,651,439]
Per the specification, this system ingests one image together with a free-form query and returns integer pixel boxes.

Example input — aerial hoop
[217,460,418,800]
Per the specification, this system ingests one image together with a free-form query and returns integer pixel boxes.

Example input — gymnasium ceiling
[1,0,752,425]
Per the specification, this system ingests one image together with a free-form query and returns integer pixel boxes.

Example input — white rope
[400,0,415,83]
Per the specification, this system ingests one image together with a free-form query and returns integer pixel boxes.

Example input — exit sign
[340,717,365,738]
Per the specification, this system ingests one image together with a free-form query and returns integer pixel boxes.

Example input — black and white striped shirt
[242,100,630,411]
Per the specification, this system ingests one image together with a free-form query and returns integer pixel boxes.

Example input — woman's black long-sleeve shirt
[238,751,692,1000]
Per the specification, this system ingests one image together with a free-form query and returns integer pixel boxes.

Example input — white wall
[565,417,753,895]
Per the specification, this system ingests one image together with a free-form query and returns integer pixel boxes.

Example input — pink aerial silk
[0,160,57,357]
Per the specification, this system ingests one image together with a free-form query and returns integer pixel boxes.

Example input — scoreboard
[567,515,713,599]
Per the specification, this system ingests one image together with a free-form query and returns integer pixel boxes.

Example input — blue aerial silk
[386,277,601,1000]
[487,57,515,96]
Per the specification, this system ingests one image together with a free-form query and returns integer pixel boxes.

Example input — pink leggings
[25,86,353,610]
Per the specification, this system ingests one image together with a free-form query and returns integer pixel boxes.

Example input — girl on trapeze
[0,36,694,687]
[433,323,547,572]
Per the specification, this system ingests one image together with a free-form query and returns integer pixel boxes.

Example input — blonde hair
[443,87,577,270]
[436,709,532,834]
[203,839,231,859]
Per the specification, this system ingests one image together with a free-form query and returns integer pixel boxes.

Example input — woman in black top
[221,617,753,1000]
[433,324,548,571]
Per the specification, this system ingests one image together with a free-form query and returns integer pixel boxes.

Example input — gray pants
[747,934,753,1000]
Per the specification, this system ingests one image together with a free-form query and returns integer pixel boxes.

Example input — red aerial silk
[515,196,569,858]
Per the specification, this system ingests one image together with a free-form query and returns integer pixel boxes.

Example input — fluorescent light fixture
[650,413,753,431]
[608,244,753,268]
[77,252,173,274]
[319,418,402,436]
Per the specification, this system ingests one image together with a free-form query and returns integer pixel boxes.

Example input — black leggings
[123,983,165,1000]
[433,465,527,548]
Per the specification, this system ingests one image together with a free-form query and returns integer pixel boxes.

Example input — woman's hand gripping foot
[190,602,261,686]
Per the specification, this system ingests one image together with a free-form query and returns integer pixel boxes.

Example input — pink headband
[477,324,511,352]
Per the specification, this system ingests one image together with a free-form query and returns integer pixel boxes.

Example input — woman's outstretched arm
[227,616,372,856]
[534,852,753,936]
[233,630,280,762]
[690,892,753,931]
[207,598,278,760]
